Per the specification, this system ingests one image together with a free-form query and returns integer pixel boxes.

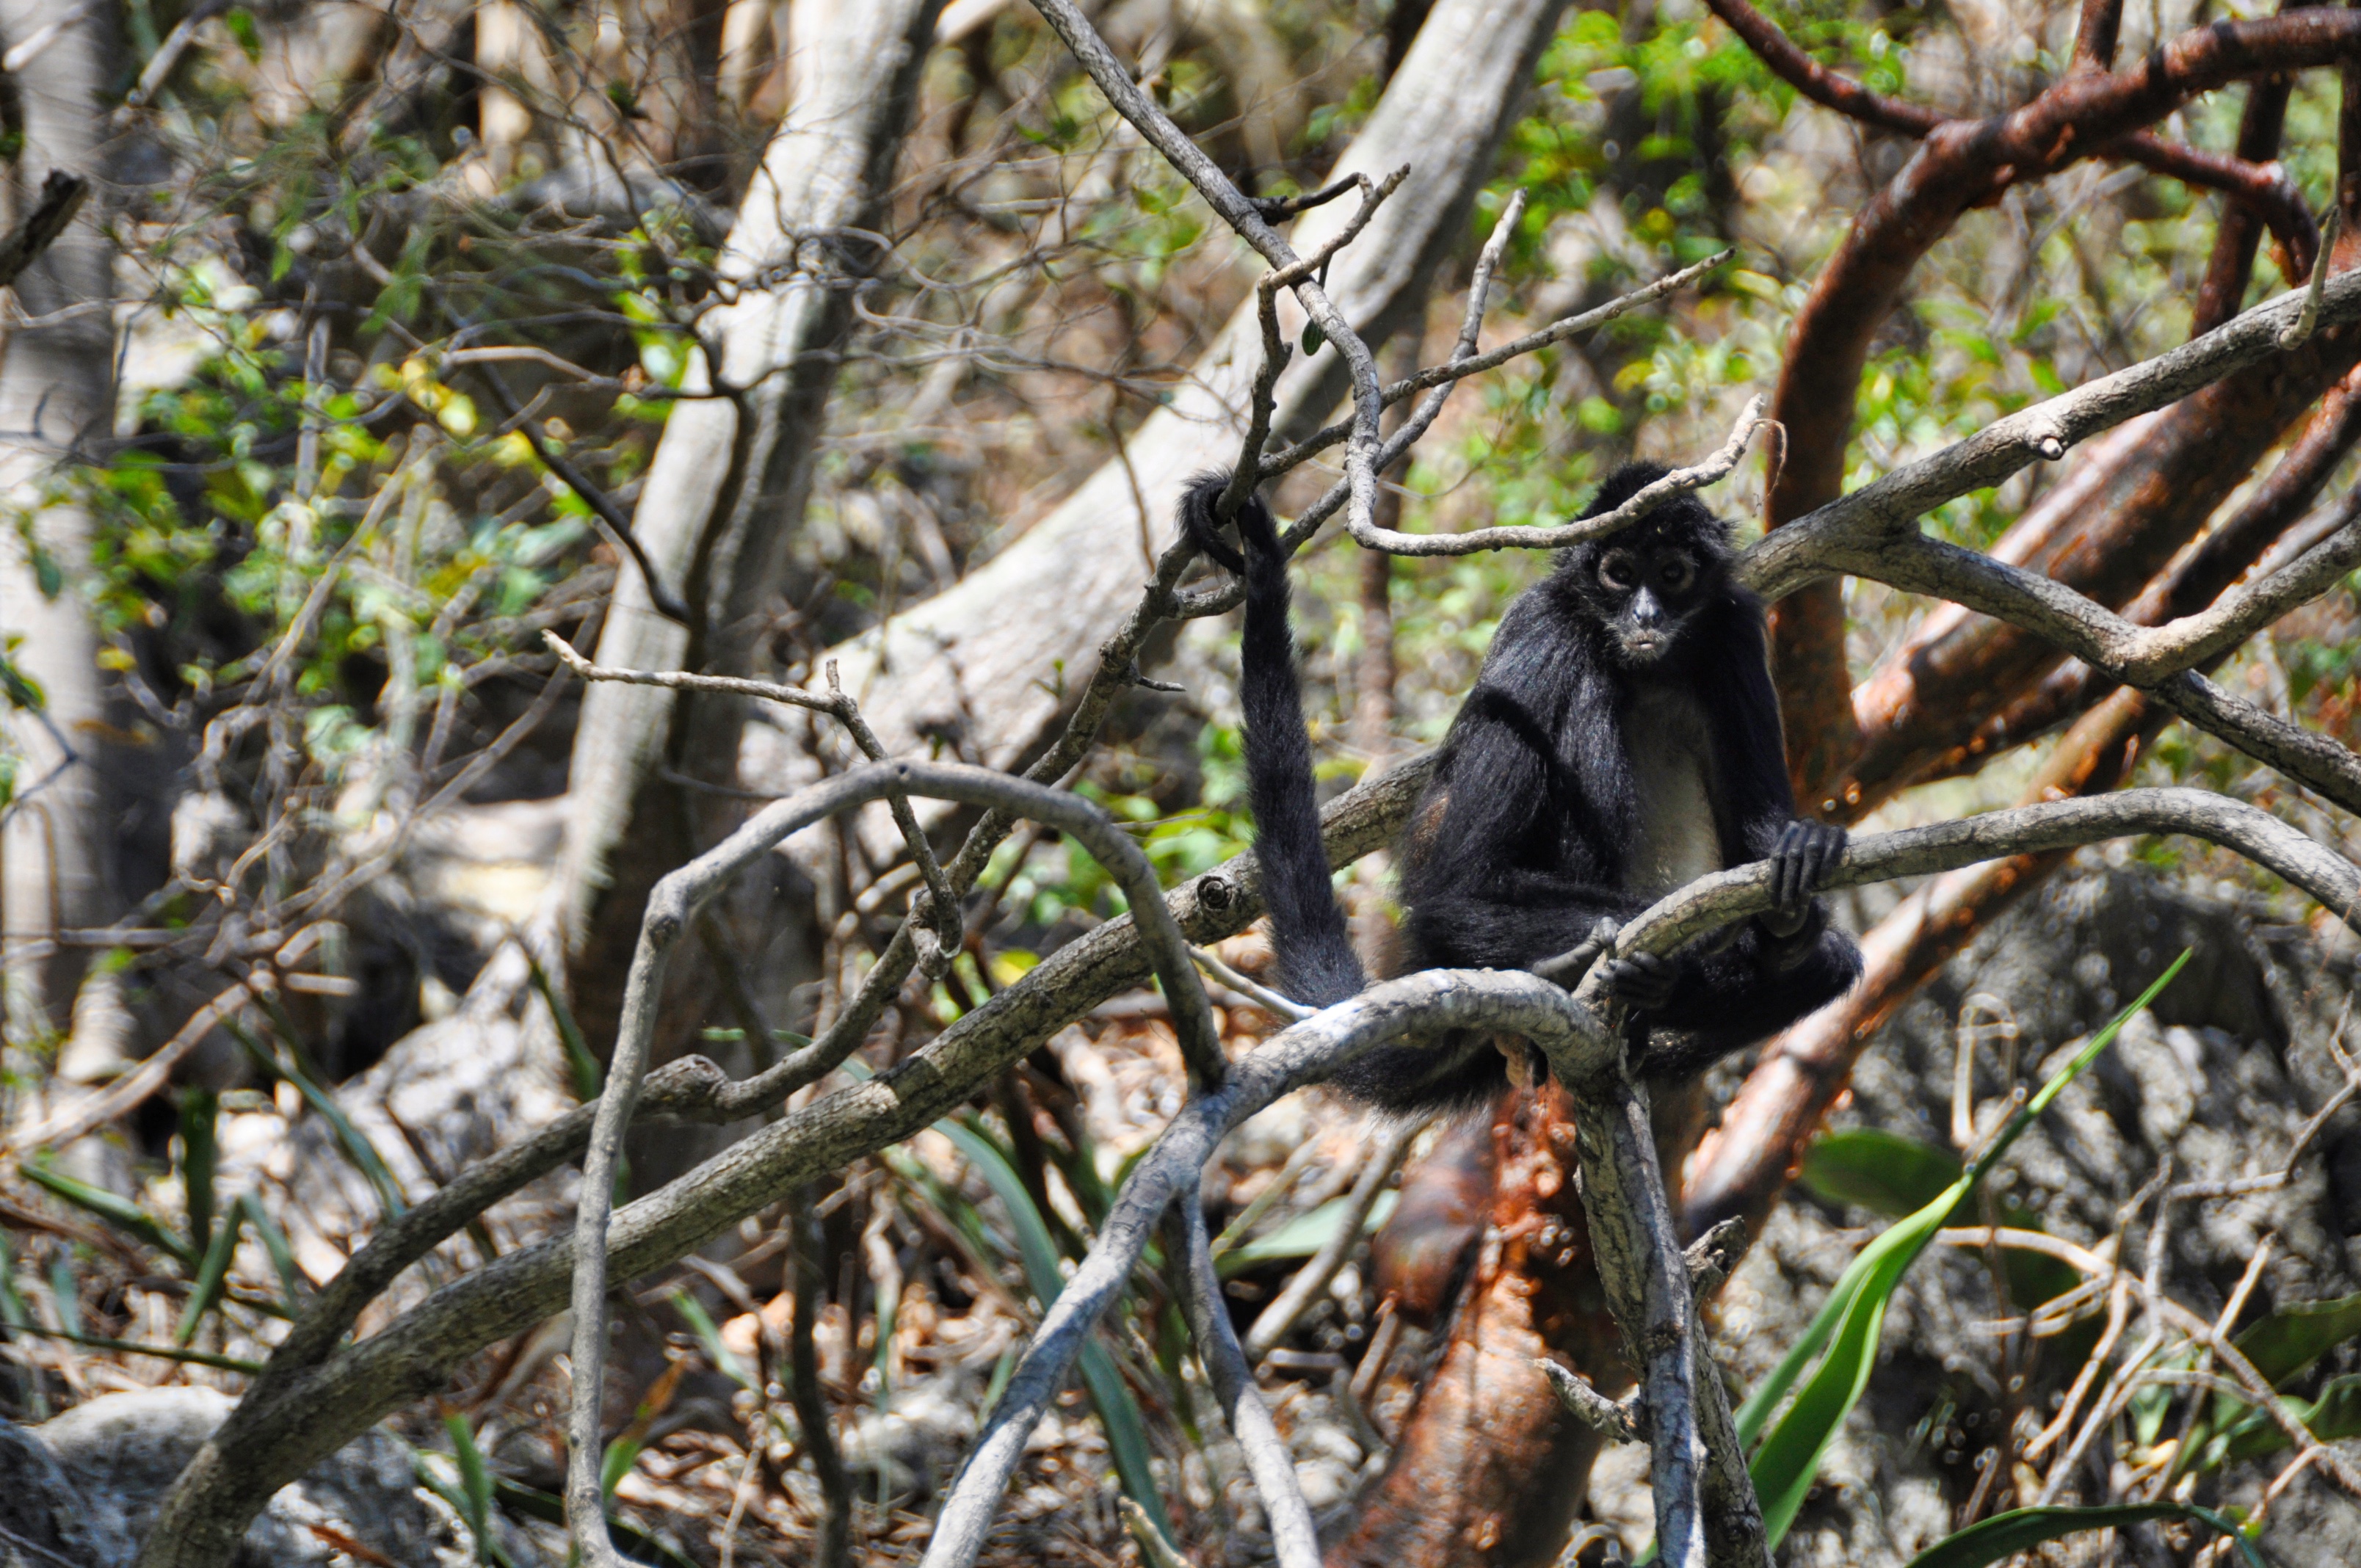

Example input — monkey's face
[1585,532,1714,665]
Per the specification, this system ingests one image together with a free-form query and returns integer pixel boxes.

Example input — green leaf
[1903,1503,2269,1568]
[1798,1128,1961,1217]
[174,1203,242,1345]
[239,1193,308,1307]
[224,8,262,62]
[670,1287,755,1392]
[2202,1372,2361,1468]
[1216,1191,1399,1277]
[2233,1289,2361,1387]
[179,1087,220,1259]
[21,1158,196,1266]
[1741,952,2191,1550]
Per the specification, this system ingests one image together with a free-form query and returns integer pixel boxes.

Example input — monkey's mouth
[1619,630,1672,660]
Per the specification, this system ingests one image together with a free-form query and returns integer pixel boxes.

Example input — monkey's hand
[1760,818,1847,940]
[1600,950,1676,1012]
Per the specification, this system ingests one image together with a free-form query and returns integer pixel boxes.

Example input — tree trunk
[0,0,120,1046]
[556,0,945,1058]
[744,0,1571,811]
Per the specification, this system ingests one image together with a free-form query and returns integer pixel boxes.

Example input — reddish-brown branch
[2116,133,2317,286]
[1700,0,1940,136]
[1740,0,2361,803]
[1943,363,2361,766]
[1335,1085,1705,1568]
[2194,72,2301,335]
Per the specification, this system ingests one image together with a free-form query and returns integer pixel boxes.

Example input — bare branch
[1343,396,1768,556]
[1537,1357,1646,1444]
[1256,248,1730,484]
[921,969,1597,1568]
[1026,0,1392,562]
[1551,786,2361,981]
[1796,528,2361,815]
[562,761,1224,1558]
[2280,206,2346,349]
[1175,1193,1322,1568]
[1742,258,2361,603]
[1241,1116,1424,1361]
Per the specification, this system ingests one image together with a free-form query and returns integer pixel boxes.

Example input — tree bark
[1330,1084,1705,1568]
[743,0,1570,809]
[0,0,120,1043]
[556,0,944,1056]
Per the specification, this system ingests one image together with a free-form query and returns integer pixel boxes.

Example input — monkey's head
[1559,461,1734,667]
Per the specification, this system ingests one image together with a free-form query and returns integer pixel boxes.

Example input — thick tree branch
[1800,528,2361,815]
[559,763,1225,1556]
[921,970,1602,1568]
[1741,261,2361,603]
[1562,786,2361,973]
[139,755,1435,1568]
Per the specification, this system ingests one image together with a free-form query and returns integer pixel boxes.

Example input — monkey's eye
[1658,556,1694,592]
[1600,553,1639,590]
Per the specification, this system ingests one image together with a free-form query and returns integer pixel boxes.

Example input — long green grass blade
[934,1117,1175,1544]
[240,1193,308,1307]
[230,1022,408,1217]
[174,1202,244,1345]
[1904,1502,2268,1568]
[1744,951,2190,1550]
[178,1087,220,1259]
[21,1158,195,1266]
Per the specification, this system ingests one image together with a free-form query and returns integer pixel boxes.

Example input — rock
[1682,868,2361,1568]
[28,1387,460,1567]
[0,1415,136,1567]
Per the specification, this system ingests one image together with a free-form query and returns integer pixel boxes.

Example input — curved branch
[2112,135,2319,281]
[920,969,1598,1568]
[1340,397,1767,557]
[1700,0,1939,137]
[1802,527,2361,815]
[1741,260,2361,602]
[1559,787,2361,978]
[1175,1194,1323,1568]
[138,755,1437,1568]
[562,761,1223,1557]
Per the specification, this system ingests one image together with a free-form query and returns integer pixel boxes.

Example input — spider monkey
[1181,462,1862,1114]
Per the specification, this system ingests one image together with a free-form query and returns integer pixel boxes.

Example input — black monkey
[1181,462,1861,1114]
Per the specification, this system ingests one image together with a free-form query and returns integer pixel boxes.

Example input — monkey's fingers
[1769,821,1810,918]
[1803,821,1849,892]
[1603,952,1676,1011]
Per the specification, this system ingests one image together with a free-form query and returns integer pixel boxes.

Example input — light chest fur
[1622,680,1722,899]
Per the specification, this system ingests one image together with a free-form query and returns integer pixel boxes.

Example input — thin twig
[1174,1191,1321,1568]
[1241,1117,1423,1362]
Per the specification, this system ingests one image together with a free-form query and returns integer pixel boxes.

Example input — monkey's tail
[1180,473,1368,1010]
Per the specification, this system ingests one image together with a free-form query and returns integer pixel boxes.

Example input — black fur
[1184,462,1863,1115]
[1180,478,1368,1008]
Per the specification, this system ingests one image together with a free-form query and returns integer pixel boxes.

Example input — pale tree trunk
[556,0,945,1052]
[743,0,1568,808]
[0,0,120,1052]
